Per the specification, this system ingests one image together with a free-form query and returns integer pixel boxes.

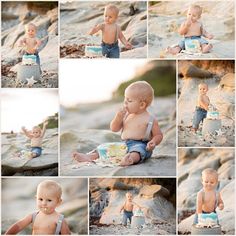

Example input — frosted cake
[207,111,219,120]
[85,45,103,58]
[197,213,218,228]
[184,39,201,53]
[97,142,127,164]
[22,54,37,65]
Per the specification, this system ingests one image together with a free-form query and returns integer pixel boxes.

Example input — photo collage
[1,0,235,235]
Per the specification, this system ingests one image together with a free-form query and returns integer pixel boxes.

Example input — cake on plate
[197,212,219,228]
[206,111,220,120]
[184,38,201,53]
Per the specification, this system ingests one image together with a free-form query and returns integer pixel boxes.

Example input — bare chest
[186,22,202,36]
[33,217,57,234]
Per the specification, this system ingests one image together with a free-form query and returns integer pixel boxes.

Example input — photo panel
[1,89,59,176]
[1,1,59,88]
[148,1,235,59]
[59,59,176,177]
[178,148,235,235]
[1,177,88,235]
[89,177,176,235]
[178,60,235,147]
[60,1,147,59]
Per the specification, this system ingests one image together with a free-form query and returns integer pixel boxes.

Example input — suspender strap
[142,116,154,141]
[55,214,64,235]
[32,211,39,223]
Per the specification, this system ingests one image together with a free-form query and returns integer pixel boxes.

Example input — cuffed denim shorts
[192,107,207,129]
[178,36,209,50]
[122,210,133,225]
[31,147,42,157]
[101,41,120,58]
[125,140,152,162]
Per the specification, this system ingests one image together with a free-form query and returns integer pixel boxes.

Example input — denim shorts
[192,107,207,129]
[178,36,209,50]
[31,147,42,157]
[125,140,152,162]
[101,41,120,58]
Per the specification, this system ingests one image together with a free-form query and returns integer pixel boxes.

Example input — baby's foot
[166,46,181,55]
[72,152,98,162]
[202,44,212,53]
[120,154,134,166]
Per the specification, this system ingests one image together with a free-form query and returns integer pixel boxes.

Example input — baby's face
[26,25,36,38]
[32,128,41,138]
[124,88,144,114]
[104,8,117,24]
[202,173,218,191]
[126,193,133,201]
[36,186,61,215]
[187,7,201,22]
[198,84,208,95]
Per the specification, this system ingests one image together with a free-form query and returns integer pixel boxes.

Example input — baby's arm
[178,18,192,35]
[196,191,203,214]
[40,121,48,137]
[110,107,127,132]
[118,27,132,49]
[146,119,163,151]
[21,126,33,139]
[5,214,32,235]
[199,95,209,110]
[34,38,42,51]
[88,24,103,35]
[218,192,224,210]
[202,28,213,39]
[60,219,71,235]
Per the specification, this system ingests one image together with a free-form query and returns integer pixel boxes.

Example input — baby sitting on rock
[72,81,163,166]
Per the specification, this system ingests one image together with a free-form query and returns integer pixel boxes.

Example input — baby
[20,121,48,158]
[192,83,210,132]
[120,192,144,226]
[167,4,213,54]
[19,23,41,65]
[193,168,224,225]
[5,180,71,235]
[88,4,132,58]
[72,81,163,166]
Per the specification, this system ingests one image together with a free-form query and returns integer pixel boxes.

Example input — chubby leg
[120,152,141,166]
[166,46,181,55]
[72,151,99,162]
[201,43,212,53]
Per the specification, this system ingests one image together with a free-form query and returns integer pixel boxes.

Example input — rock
[139,185,170,198]
[219,73,235,92]
[181,63,213,78]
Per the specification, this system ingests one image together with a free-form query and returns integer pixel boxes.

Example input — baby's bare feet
[72,152,98,162]
[166,46,181,55]
[120,154,134,166]
[202,44,212,53]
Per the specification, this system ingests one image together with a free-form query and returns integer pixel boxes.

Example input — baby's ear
[140,101,147,109]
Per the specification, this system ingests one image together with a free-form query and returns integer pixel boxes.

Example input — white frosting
[85,45,102,57]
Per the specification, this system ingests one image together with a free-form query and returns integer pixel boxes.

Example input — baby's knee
[129,152,141,164]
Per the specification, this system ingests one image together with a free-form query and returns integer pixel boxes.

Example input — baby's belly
[121,130,146,140]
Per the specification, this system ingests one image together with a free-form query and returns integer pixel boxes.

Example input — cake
[22,54,37,65]
[19,150,32,159]
[133,209,145,217]
[184,39,201,53]
[197,213,219,228]
[85,45,103,58]
[97,142,127,164]
[207,111,220,120]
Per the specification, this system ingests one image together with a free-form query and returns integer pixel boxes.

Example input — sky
[1,89,58,133]
[59,59,147,107]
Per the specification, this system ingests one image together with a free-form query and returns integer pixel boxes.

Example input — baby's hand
[186,17,192,26]
[125,42,132,49]
[146,140,156,151]
[218,203,224,210]
[117,107,127,118]
[44,120,49,126]
[207,33,214,40]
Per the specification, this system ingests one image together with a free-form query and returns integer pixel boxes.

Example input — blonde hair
[37,180,62,199]
[126,81,154,107]
[202,168,218,181]
[25,23,37,31]
[198,82,208,89]
[189,4,202,16]
[105,4,119,17]
[126,192,133,197]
